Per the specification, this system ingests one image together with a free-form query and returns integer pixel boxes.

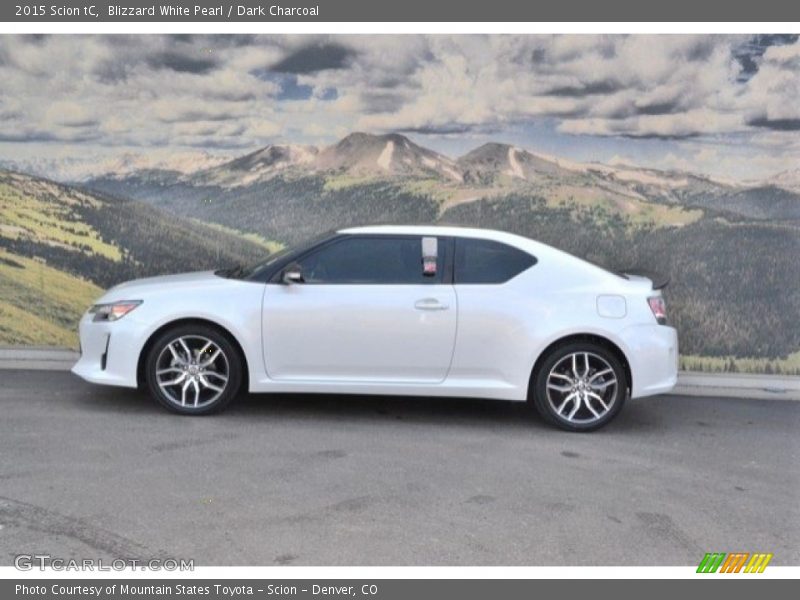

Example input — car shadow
[71,377,549,431]
[72,378,662,434]
[233,390,545,430]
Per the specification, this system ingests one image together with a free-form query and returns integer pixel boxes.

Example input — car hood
[101,271,226,300]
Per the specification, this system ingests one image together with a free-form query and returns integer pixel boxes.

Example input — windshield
[216,231,335,280]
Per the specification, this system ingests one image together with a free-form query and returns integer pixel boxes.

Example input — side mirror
[282,263,304,285]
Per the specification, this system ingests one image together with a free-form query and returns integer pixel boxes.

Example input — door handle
[414,298,449,311]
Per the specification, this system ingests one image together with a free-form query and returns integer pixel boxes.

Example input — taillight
[648,296,667,325]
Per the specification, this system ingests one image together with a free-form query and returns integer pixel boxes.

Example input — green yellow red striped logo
[697,552,773,573]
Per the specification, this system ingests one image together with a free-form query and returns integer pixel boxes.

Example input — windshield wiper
[215,264,247,279]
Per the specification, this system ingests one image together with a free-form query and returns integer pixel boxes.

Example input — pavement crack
[635,511,701,554]
[151,431,239,453]
[0,495,153,560]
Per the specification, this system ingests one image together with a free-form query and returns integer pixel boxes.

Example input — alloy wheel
[545,351,618,425]
[154,335,230,409]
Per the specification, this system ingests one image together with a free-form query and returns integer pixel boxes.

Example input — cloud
[0,34,797,180]
[359,91,406,114]
[270,43,355,74]
[146,50,218,74]
[737,42,800,132]
[0,129,58,142]
[748,117,800,131]
[44,102,99,128]
[152,100,240,123]
[172,121,247,137]
[349,35,759,139]
[397,124,476,135]
[248,119,282,138]
[732,34,798,82]
[545,79,623,97]
[559,109,743,139]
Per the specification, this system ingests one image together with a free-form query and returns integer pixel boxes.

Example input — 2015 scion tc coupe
[72,225,678,431]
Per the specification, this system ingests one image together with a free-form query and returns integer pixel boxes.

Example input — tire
[531,342,627,432]
[145,324,243,415]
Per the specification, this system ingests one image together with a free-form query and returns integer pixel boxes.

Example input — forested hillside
[0,170,268,346]
[87,172,800,363]
[88,175,441,247]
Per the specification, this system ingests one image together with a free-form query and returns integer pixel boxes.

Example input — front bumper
[619,323,679,398]
[71,312,142,388]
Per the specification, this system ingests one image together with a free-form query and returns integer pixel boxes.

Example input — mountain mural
[3,132,799,372]
[86,132,800,223]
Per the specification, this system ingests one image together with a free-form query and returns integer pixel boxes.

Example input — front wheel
[145,324,242,415]
[531,342,627,432]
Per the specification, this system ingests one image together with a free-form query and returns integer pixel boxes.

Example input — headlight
[89,300,142,322]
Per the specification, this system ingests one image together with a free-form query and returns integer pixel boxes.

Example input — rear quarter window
[454,238,536,284]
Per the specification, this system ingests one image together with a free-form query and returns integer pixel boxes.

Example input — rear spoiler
[621,269,670,290]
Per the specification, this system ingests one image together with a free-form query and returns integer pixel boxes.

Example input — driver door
[262,235,456,383]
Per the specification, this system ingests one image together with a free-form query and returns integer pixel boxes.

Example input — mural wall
[1,35,798,373]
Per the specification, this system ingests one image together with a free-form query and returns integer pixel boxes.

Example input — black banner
[3,0,800,22]
[4,579,798,600]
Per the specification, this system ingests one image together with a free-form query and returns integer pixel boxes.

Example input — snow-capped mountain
[16,130,795,222]
[10,132,797,201]
[315,132,463,182]
[190,144,319,187]
[178,132,464,187]
[457,143,576,184]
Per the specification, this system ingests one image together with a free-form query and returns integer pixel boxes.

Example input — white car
[72,225,678,431]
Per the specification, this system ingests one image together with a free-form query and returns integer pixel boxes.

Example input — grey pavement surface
[0,370,797,566]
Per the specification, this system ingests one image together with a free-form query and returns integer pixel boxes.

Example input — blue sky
[0,34,797,181]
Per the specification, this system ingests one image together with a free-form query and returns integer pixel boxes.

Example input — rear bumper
[71,312,141,388]
[619,324,678,398]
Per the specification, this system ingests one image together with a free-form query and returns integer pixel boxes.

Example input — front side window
[454,237,536,284]
[298,236,446,284]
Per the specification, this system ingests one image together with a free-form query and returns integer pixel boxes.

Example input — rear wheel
[531,342,627,432]
[145,324,242,415]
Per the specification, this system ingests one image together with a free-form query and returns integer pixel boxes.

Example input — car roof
[337,224,530,245]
